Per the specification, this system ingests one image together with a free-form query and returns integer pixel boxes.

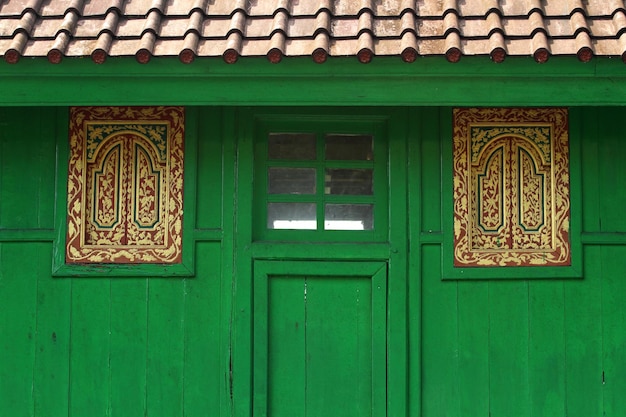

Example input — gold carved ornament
[66,106,185,264]
[453,108,571,267]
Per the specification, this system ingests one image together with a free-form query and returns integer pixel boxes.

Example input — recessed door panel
[254,261,387,417]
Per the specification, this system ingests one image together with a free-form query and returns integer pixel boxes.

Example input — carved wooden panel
[66,106,184,264]
[453,108,570,267]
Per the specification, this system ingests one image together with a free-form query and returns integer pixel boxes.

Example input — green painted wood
[2,57,626,106]
[253,261,386,417]
[3,105,626,417]
[457,281,490,417]
[564,246,604,417]
[0,244,38,417]
[266,276,306,417]
[420,244,460,417]
[232,107,255,417]
[219,107,237,417]
[0,108,55,229]
[386,108,408,417]
[305,276,373,417]
[488,281,530,417]
[33,243,70,417]
[597,108,626,232]
[68,279,111,416]
[183,242,224,417]
[580,108,601,233]
[251,242,390,260]
[406,106,424,417]
[252,111,389,243]
[528,281,566,417]
[109,279,147,417]
[146,279,185,417]
[601,246,626,417]
[194,107,223,230]
[420,107,444,234]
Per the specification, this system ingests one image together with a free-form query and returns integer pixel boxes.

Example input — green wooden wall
[0,106,624,417]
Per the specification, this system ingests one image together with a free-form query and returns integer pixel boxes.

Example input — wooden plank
[195,107,223,230]
[0,244,38,417]
[266,275,306,417]
[370,266,387,417]
[146,279,185,417]
[183,242,223,416]
[68,279,111,416]
[33,242,71,417]
[488,281,530,417]
[528,280,566,417]
[0,109,54,229]
[305,276,373,417]
[406,106,423,417]
[252,242,390,260]
[578,108,600,232]
[109,278,147,417]
[381,108,407,417]
[564,246,603,417]
[421,108,443,233]
[457,281,489,417]
[600,246,626,417]
[219,107,236,417]
[3,58,626,106]
[420,244,459,417]
[36,108,57,228]
[597,108,626,232]
[232,107,255,417]
[252,264,271,417]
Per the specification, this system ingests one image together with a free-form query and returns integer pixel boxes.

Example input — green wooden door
[253,261,387,417]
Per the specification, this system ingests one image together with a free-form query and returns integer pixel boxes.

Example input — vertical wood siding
[0,107,625,416]
[417,107,626,417]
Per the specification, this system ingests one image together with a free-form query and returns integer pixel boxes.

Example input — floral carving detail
[66,106,184,264]
[453,108,570,267]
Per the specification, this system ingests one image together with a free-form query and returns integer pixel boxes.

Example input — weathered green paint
[0,103,626,417]
[1,57,626,106]
[253,261,386,417]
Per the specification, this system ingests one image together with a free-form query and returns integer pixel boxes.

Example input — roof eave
[1,55,625,106]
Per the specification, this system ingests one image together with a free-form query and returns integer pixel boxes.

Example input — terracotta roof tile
[2,0,626,64]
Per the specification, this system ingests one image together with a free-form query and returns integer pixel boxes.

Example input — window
[254,117,387,241]
[65,106,185,264]
[444,107,580,279]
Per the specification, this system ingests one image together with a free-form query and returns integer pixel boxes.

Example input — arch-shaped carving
[476,145,504,233]
[66,106,184,264]
[454,108,570,267]
[133,143,162,229]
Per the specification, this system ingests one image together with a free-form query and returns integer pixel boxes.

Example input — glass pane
[268,133,316,160]
[269,167,316,194]
[325,134,373,160]
[268,203,317,230]
[324,204,374,230]
[325,169,373,195]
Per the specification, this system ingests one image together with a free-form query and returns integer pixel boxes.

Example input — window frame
[252,115,389,243]
[442,107,583,280]
[53,106,197,277]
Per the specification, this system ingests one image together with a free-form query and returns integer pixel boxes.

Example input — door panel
[254,261,387,417]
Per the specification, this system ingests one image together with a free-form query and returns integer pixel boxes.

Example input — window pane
[269,167,316,194]
[268,133,316,160]
[325,134,373,160]
[324,204,374,230]
[268,203,317,230]
[325,168,373,195]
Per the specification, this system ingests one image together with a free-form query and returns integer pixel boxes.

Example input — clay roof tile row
[2,0,626,64]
